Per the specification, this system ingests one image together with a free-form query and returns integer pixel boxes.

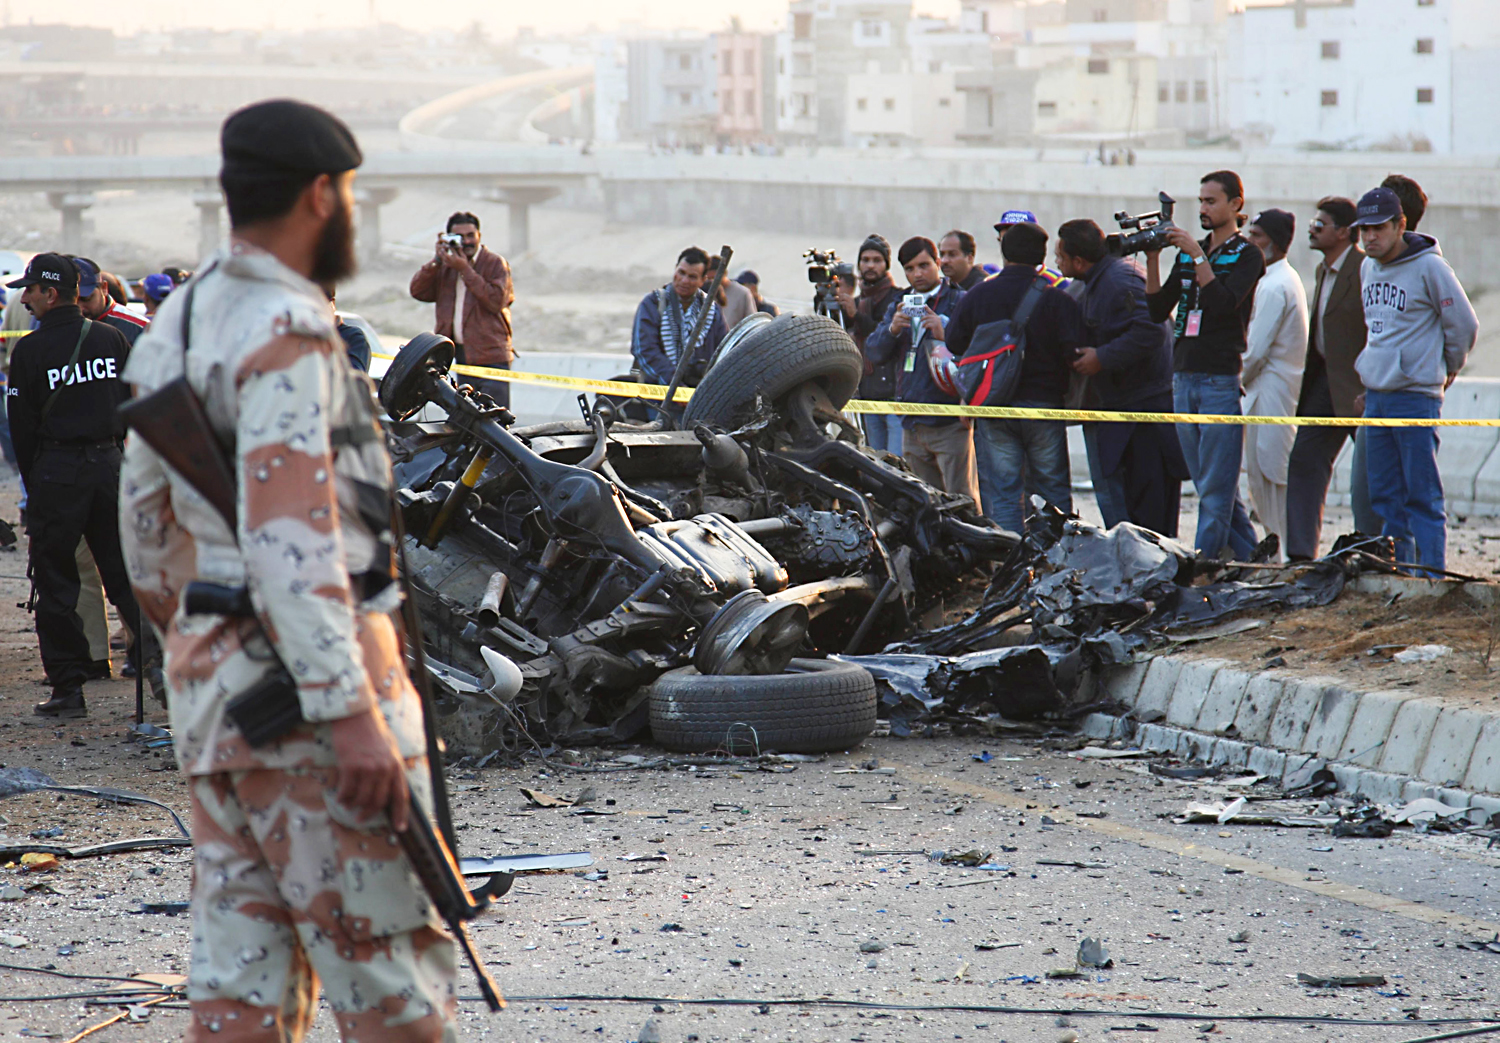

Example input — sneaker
[35,689,86,719]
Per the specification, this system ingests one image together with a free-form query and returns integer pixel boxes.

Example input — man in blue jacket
[866,236,976,504]
[630,246,728,389]
[945,222,1083,533]
[1056,219,1188,536]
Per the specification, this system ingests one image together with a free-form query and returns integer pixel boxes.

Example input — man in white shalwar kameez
[1241,209,1307,557]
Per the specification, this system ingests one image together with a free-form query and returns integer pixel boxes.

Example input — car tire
[648,657,877,754]
[683,314,864,429]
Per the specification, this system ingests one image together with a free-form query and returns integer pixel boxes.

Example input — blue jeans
[1083,424,1129,529]
[1364,390,1445,575]
[973,403,1072,534]
[1174,372,1258,559]
[863,412,903,456]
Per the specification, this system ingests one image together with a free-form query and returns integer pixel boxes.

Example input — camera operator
[844,234,905,455]
[1145,170,1265,560]
[409,210,515,406]
[866,236,977,503]
[1056,219,1187,536]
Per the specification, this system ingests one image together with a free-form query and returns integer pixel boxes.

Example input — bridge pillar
[192,189,224,263]
[46,192,95,254]
[355,186,400,262]
[480,186,561,256]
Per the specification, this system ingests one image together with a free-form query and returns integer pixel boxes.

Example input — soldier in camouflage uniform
[118,100,458,1042]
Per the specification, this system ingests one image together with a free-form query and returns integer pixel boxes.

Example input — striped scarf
[658,286,717,369]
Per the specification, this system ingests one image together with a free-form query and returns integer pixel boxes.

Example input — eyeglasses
[1309,219,1327,230]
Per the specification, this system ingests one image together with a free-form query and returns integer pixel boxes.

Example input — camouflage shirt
[119,241,425,775]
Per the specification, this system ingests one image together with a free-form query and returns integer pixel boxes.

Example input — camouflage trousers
[186,768,458,1043]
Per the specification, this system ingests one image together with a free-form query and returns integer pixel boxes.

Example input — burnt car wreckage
[380,313,1019,752]
[380,313,1405,754]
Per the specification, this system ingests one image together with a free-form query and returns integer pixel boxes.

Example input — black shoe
[35,689,86,719]
[84,659,112,681]
[119,661,136,680]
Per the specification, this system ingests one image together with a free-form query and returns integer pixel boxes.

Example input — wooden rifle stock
[118,376,238,531]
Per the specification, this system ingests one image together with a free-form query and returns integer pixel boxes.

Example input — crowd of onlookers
[632,171,1480,577]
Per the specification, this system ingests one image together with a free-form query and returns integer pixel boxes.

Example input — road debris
[1393,644,1452,663]
[1078,937,1114,968]
[1297,972,1388,987]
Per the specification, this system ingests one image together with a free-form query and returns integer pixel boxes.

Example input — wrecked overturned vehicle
[378,315,1019,752]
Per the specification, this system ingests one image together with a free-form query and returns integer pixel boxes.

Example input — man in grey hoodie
[1351,186,1479,575]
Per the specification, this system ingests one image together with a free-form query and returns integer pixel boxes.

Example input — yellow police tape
[0,330,23,339]
[428,357,1500,429]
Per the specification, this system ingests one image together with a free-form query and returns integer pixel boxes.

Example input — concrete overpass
[8,130,1500,291]
[0,147,596,258]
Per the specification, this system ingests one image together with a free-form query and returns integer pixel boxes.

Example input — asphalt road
[5,729,1500,1043]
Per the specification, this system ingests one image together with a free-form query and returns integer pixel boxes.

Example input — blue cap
[142,273,174,301]
[71,256,100,297]
[1353,187,1403,227]
[736,269,759,286]
[994,209,1038,231]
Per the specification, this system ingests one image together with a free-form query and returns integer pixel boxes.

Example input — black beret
[220,99,363,180]
[1000,221,1049,267]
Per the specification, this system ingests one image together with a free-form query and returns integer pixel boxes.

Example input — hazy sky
[26,0,961,37]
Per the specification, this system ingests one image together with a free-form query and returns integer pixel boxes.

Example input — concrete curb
[1083,654,1500,822]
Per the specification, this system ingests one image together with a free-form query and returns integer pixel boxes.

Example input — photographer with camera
[1055,219,1187,536]
[1145,171,1266,560]
[866,236,977,503]
[409,210,515,406]
[841,235,905,454]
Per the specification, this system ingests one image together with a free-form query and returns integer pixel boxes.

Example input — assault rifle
[120,377,507,1012]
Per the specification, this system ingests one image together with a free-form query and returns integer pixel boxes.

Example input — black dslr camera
[1107,192,1177,257]
[805,249,855,327]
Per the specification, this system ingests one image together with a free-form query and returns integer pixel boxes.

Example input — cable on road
[1395,1026,1500,1043]
[482,993,1500,1028]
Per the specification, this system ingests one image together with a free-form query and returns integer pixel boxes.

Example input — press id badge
[903,349,917,372]
[1184,309,1204,337]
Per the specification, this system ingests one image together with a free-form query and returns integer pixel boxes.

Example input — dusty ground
[1161,586,1500,708]
[9,707,1500,1041]
[0,468,1495,1041]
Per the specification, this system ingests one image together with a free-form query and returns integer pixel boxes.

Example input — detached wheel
[683,314,863,430]
[648,657,877,754]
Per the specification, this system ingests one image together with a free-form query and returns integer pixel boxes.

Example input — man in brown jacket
[409,210,515,405]
[1285,196,1378,559]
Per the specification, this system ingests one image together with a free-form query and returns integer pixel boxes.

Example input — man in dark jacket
[1146,170,1265,559]
[842,234,905,455]
[630,246,728,391]
[866,236,976,503]
[946,222,1083,533]
[1285,197,1377,559]
[1056,219,1188,536]
[5,253,141,718]
[939,230,986,292]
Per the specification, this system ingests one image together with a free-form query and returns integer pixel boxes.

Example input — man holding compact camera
[1145,170,1265,560]
[410,210,515,406]
[865,236,978,504]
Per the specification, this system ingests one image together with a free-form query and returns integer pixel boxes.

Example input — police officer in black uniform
[6,253,142,718]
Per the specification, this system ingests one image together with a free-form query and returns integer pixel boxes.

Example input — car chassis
[379,319,1018,748]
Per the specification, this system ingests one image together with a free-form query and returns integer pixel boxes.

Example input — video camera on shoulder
[1107,192,1176,257]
